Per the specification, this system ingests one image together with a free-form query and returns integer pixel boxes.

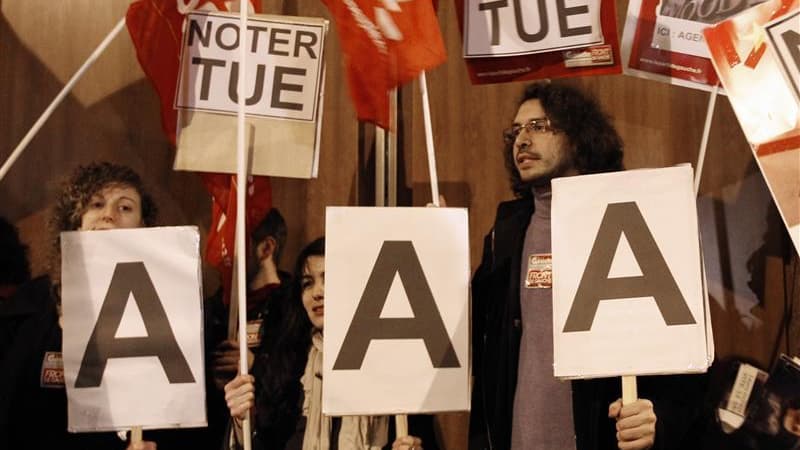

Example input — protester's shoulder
[0,275,55,318]
[494,197,533,223]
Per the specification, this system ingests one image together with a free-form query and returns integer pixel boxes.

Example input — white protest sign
[552,166,710,379]
[463,0,603,57]
[766,9,800,106]
[176,12,324,120]
[174,12,327,178]
[648,0,767,59]
[323,207,470,415]
[61,227,205,432]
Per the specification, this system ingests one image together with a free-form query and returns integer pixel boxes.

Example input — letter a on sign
[61,226,205,432]
[551,166,710,378]
[75,262,195,387]
[334,241,460,370]
[324,207,469,414]
[563,202,696,332]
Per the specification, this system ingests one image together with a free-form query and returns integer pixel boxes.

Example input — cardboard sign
[323,207,470,415]
[454,0,621,84]
[463,0,603,57]
[61,227,205,432]
[174,12,328,178]
[704,0,800,254]
[619,0,758,90]
[766,9,800,106]
[552,166,712,378]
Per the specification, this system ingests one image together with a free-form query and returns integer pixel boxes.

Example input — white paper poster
[323,207,470,415]
[766,9,800,109]
[552,166,712,379]
[463,0,603,57]
[174,11,328,178]
[704,0,800,254]
[61,227,205,432]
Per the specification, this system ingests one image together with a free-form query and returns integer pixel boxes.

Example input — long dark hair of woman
[252,237,325,442]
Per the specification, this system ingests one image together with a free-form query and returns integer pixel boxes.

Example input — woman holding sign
[0,162,159,450]
[225,238,425,450]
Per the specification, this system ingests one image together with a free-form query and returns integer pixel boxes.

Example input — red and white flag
[321,0,446,129]
[126,0,272,302]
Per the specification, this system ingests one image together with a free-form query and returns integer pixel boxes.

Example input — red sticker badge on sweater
[246,319,263,348]
[40,351,65,388]
[526,254,552,289]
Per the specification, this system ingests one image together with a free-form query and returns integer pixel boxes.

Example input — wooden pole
[418,72,440,206]
[395,414,408,438]
[0,17,126,182]
[236,2,252,449]
[130,426,143,444]
[621,375,638,405]
[693,84,719,194]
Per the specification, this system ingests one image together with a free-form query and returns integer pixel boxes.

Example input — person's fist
[608,398,656,450]
[225,374,255,419]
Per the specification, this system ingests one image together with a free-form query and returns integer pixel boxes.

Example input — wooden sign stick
[622,375,638,405]
[130,426,143,444]
[395,414,408,439]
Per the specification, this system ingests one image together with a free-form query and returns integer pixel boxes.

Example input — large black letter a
[333,241,460,370]
[562,202,696,332]
[75,262,195,387]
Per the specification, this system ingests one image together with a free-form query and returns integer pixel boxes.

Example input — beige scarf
[301,330,388,450]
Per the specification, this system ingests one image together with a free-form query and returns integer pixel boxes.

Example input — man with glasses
[469,82,705,450]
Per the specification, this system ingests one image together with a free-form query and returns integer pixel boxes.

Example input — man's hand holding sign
[553,165,712,449]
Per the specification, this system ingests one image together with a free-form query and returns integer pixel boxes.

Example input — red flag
[321,0,446,128]
[126,0,271,302]
[204,173,272,304]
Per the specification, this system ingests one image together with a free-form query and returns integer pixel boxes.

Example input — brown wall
[1,0,797,448]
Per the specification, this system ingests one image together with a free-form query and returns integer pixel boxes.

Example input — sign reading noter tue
[323,207,470,415]
[176,12,325,121]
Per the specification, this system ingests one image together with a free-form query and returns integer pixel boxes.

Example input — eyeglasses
[503,118,557,143]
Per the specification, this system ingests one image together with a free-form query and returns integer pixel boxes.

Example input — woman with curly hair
[0,162,158,450]
[224,238,425,450]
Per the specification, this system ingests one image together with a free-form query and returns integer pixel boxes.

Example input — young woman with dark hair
[225,238,424,450]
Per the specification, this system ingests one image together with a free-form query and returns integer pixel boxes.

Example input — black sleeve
[467,230,494,450]
[641,372,710,450]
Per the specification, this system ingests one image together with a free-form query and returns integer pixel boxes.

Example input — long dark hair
[503,81,624,198]
[252,237,325,443]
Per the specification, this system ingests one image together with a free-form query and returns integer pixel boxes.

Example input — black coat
[469,198,708,450]
[0,276,127,450]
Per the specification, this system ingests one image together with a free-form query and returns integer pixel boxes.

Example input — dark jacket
[0,276,127,450]
[0,276,214,449]
[469,198,707,450]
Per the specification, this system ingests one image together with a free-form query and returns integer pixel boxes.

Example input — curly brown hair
[51,162,158,246]
[503,81,624,198]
